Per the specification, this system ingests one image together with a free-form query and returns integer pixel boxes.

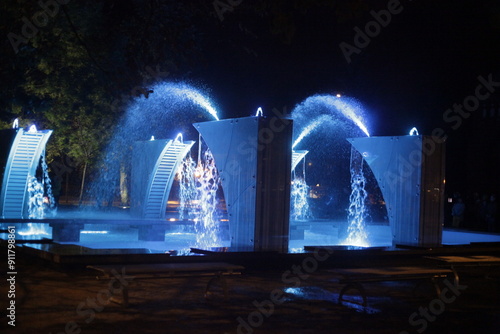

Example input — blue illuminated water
[341,149,369,247]
[27,152,56,220]
[88,82,220,206]
[292,115,330,149]
[178,148,224,249]
[292,95,370,149]
[291,94,371,245]
[192,149,223,248]
[291,177,312,221]
[291,154,312,221]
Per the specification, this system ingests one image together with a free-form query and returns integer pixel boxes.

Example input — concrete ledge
[49,222,84,242]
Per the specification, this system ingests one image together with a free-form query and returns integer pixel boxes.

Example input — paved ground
[1,253,499,334]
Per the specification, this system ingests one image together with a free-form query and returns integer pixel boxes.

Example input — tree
[0,0,215,204]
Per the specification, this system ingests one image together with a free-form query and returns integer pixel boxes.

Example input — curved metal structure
[131,138,195,219]
[348,135,445,247]
[292,150,308,171]
[0,128,53,218]
[194,116,293,252]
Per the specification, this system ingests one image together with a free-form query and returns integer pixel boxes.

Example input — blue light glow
[18,223,50,236]
[88,82,221,205]
[81,231,109,234]
[290,177,312,221]
[291,94,370,149]
[170,86,220,121]
[341,150,369,247]
[174,133,183,144]
[178,149,222,249]
[292,115,330,149]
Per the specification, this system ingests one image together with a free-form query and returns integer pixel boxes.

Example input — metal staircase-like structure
[143,139,195,219]
[0,128,53,218]
[291,150,308,171]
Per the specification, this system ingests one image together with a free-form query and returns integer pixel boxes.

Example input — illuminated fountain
[0,82,450,255]
[27,176,45,219]
[290,94,373,247]
[341,149,369,247]
[0,121,55,219]
[291,157,312,221]
[289,96,445,248]
[195,114,293,252]
[178,155,197,221]
[130,133,195,219]
[191,148,223,249]
[88,82,220,209]
[177,139,225,249]
[348,135,445,247]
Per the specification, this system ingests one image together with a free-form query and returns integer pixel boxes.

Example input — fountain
[178,155,198,221]
[130,134,195,220]
[0,123,54,219]
[88,82,221,208]
[191,148,224,249]
[1,84,468,260]
[128,134,195,241]
[290,94,374,247]
[194,115,293,252]
[87,91,378,250]
[291,161,312,221]
[348,135,445,247]
[341,148,369,247]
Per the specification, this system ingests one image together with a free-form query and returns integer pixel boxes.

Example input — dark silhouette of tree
[0,0,213,202]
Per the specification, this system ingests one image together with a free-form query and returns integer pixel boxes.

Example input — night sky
[199,0,500,197]
[201,0,500,136]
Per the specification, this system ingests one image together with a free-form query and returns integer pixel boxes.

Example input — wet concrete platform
[2,246,500,334]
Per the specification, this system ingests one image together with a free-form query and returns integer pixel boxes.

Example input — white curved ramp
[143,139,195,219]
[0,128,52,218]
[292,150,308,171]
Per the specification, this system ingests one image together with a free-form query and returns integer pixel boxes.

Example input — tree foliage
[0,0,213,200]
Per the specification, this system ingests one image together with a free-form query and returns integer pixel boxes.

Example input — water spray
[178,137,223,249]
[290,157,312,220]
[341,147,369,247]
